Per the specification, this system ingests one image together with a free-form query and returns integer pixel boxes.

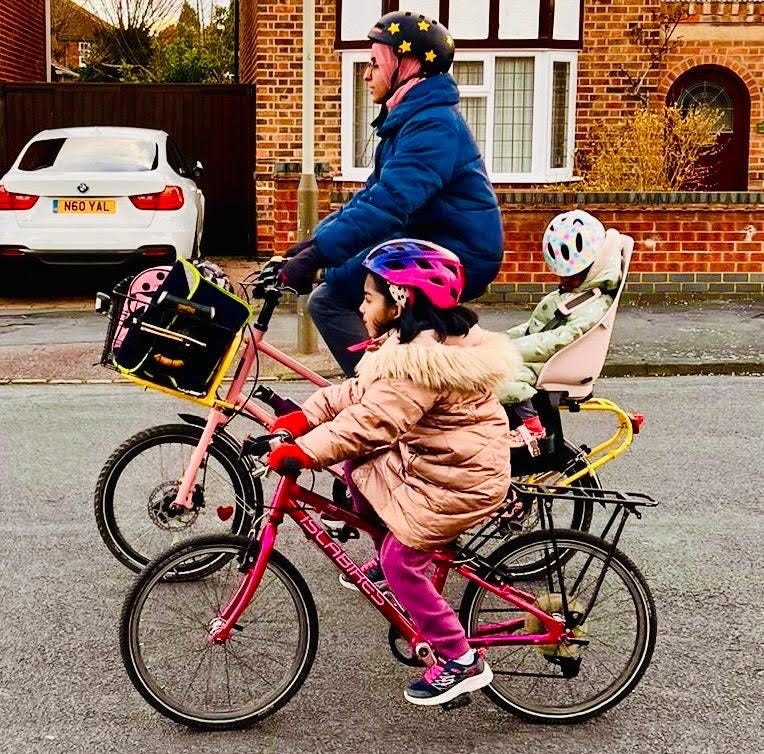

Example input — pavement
[0,257,762,383]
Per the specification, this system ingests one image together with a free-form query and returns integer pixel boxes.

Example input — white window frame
[339,50,380,182]
[338,49,578,184]
[77,41,92,68]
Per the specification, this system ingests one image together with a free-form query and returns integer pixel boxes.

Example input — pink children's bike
[118,435,657,728]
[94,258,637,576]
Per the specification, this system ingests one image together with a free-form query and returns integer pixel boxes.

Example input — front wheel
[94,423,262,574]
[459,529,657,724]
[120,535,319,730]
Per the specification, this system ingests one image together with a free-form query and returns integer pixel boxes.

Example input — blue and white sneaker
[404,653,493,706]
[338,557,387,591]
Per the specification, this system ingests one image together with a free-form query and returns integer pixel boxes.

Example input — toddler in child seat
[498,210,623,452]
[263,238,521,706]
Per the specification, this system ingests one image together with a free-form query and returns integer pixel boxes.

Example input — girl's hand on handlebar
[270,410,311,439]
[267,443,317,475]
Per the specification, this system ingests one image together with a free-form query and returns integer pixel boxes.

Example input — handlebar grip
[240,430,291,459]
[156,291,215,321]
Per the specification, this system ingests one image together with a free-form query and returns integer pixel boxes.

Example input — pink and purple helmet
[362,238,465,309]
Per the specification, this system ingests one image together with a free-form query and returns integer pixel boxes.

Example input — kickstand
[441,694,472,712]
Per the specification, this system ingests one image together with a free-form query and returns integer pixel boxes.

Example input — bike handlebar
[239,430,291,459]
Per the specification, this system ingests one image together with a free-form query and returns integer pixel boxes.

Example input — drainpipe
[45,0,52,82]
[296,0,317,354]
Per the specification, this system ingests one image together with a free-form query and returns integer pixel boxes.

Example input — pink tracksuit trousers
[345,464,470,660]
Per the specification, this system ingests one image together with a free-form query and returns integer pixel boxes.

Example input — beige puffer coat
[296,326,521,550]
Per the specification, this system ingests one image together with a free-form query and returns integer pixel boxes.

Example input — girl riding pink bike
[266,239,520,705]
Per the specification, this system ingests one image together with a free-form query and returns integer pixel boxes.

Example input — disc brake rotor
[147,481,201,531]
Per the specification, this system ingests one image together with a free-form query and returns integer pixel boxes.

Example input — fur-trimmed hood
[355,325,521,393]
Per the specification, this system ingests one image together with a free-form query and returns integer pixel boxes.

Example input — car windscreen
[18,137,159,172]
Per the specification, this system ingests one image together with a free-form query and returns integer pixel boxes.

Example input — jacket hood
[580,229,623,292]
[356,325,521,393]
[376,74,460,136]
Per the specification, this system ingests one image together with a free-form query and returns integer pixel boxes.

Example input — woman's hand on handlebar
[278,243,326,295]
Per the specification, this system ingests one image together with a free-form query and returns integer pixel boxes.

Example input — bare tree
[79,0,185,32]
[617,2,691,105]
[76,0,184,71]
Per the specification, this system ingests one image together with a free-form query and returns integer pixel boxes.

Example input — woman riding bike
[279,10,503,376]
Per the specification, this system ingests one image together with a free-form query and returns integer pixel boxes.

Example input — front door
[667,65,751,191]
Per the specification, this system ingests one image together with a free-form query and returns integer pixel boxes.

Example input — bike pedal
[441,694,472,712]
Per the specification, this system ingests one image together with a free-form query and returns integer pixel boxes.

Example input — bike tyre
[459,528,657,724]
[120,534,319,730]
[94,423,262,574]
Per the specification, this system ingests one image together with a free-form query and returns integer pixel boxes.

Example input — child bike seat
[535,230,633,400]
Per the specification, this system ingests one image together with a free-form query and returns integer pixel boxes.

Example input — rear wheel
[459,529,657,723]
[120,535,318,729]
[94,423,262,574]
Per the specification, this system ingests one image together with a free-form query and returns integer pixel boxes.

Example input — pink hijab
[371,42,424,110]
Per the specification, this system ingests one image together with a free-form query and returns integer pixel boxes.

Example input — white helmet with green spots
[542,210,606,277]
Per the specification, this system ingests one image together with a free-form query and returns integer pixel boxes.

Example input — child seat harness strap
[536,286,616,333]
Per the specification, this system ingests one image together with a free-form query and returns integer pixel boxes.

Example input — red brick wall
[496,201,764,300]
[245,1,342,252]
[241,1,764,296]
[269,181,764,298]
[0,0,47,82]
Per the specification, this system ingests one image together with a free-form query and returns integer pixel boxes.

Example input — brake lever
[240,430,291,459]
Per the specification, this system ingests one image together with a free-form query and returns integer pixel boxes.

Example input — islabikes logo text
[295,511,386,607]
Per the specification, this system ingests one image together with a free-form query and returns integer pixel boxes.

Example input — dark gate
[0,83,255,254]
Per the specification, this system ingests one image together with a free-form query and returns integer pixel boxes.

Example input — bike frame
[206,474,568,654]
[148,280,640,513]
[171,319,332,511]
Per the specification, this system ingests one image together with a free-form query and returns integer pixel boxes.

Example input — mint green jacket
[496,248,622,404]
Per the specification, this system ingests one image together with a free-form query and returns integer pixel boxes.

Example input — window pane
[452,61,484,86]
[550,61,570,168]
[18,137,158,172]
[460,97,487,154]
[353,62,380,168]
[493,58,534,173]
[679,82,733,133]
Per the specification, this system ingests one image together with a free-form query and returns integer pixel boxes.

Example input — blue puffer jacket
[314,74,503,305]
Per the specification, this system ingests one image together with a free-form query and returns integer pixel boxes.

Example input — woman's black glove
[279,244,326,294]
[284,239,315,258]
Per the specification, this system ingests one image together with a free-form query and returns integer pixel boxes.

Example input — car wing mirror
[191,160,204,180]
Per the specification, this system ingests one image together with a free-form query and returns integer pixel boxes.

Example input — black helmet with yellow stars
[368,10,455,76]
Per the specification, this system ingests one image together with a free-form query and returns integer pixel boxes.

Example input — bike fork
[206,478,290,643]
[172,408,229,510]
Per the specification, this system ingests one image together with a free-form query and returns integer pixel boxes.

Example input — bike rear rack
[457,482,658,568]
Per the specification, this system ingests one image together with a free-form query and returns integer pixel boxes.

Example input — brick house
[0,0,48,83]
[240,1,763,295]
[51,0,106,77]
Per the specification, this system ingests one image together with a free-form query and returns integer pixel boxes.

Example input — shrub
[578,105,722,191]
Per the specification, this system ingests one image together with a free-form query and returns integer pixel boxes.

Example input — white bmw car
[0,126,205,275]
